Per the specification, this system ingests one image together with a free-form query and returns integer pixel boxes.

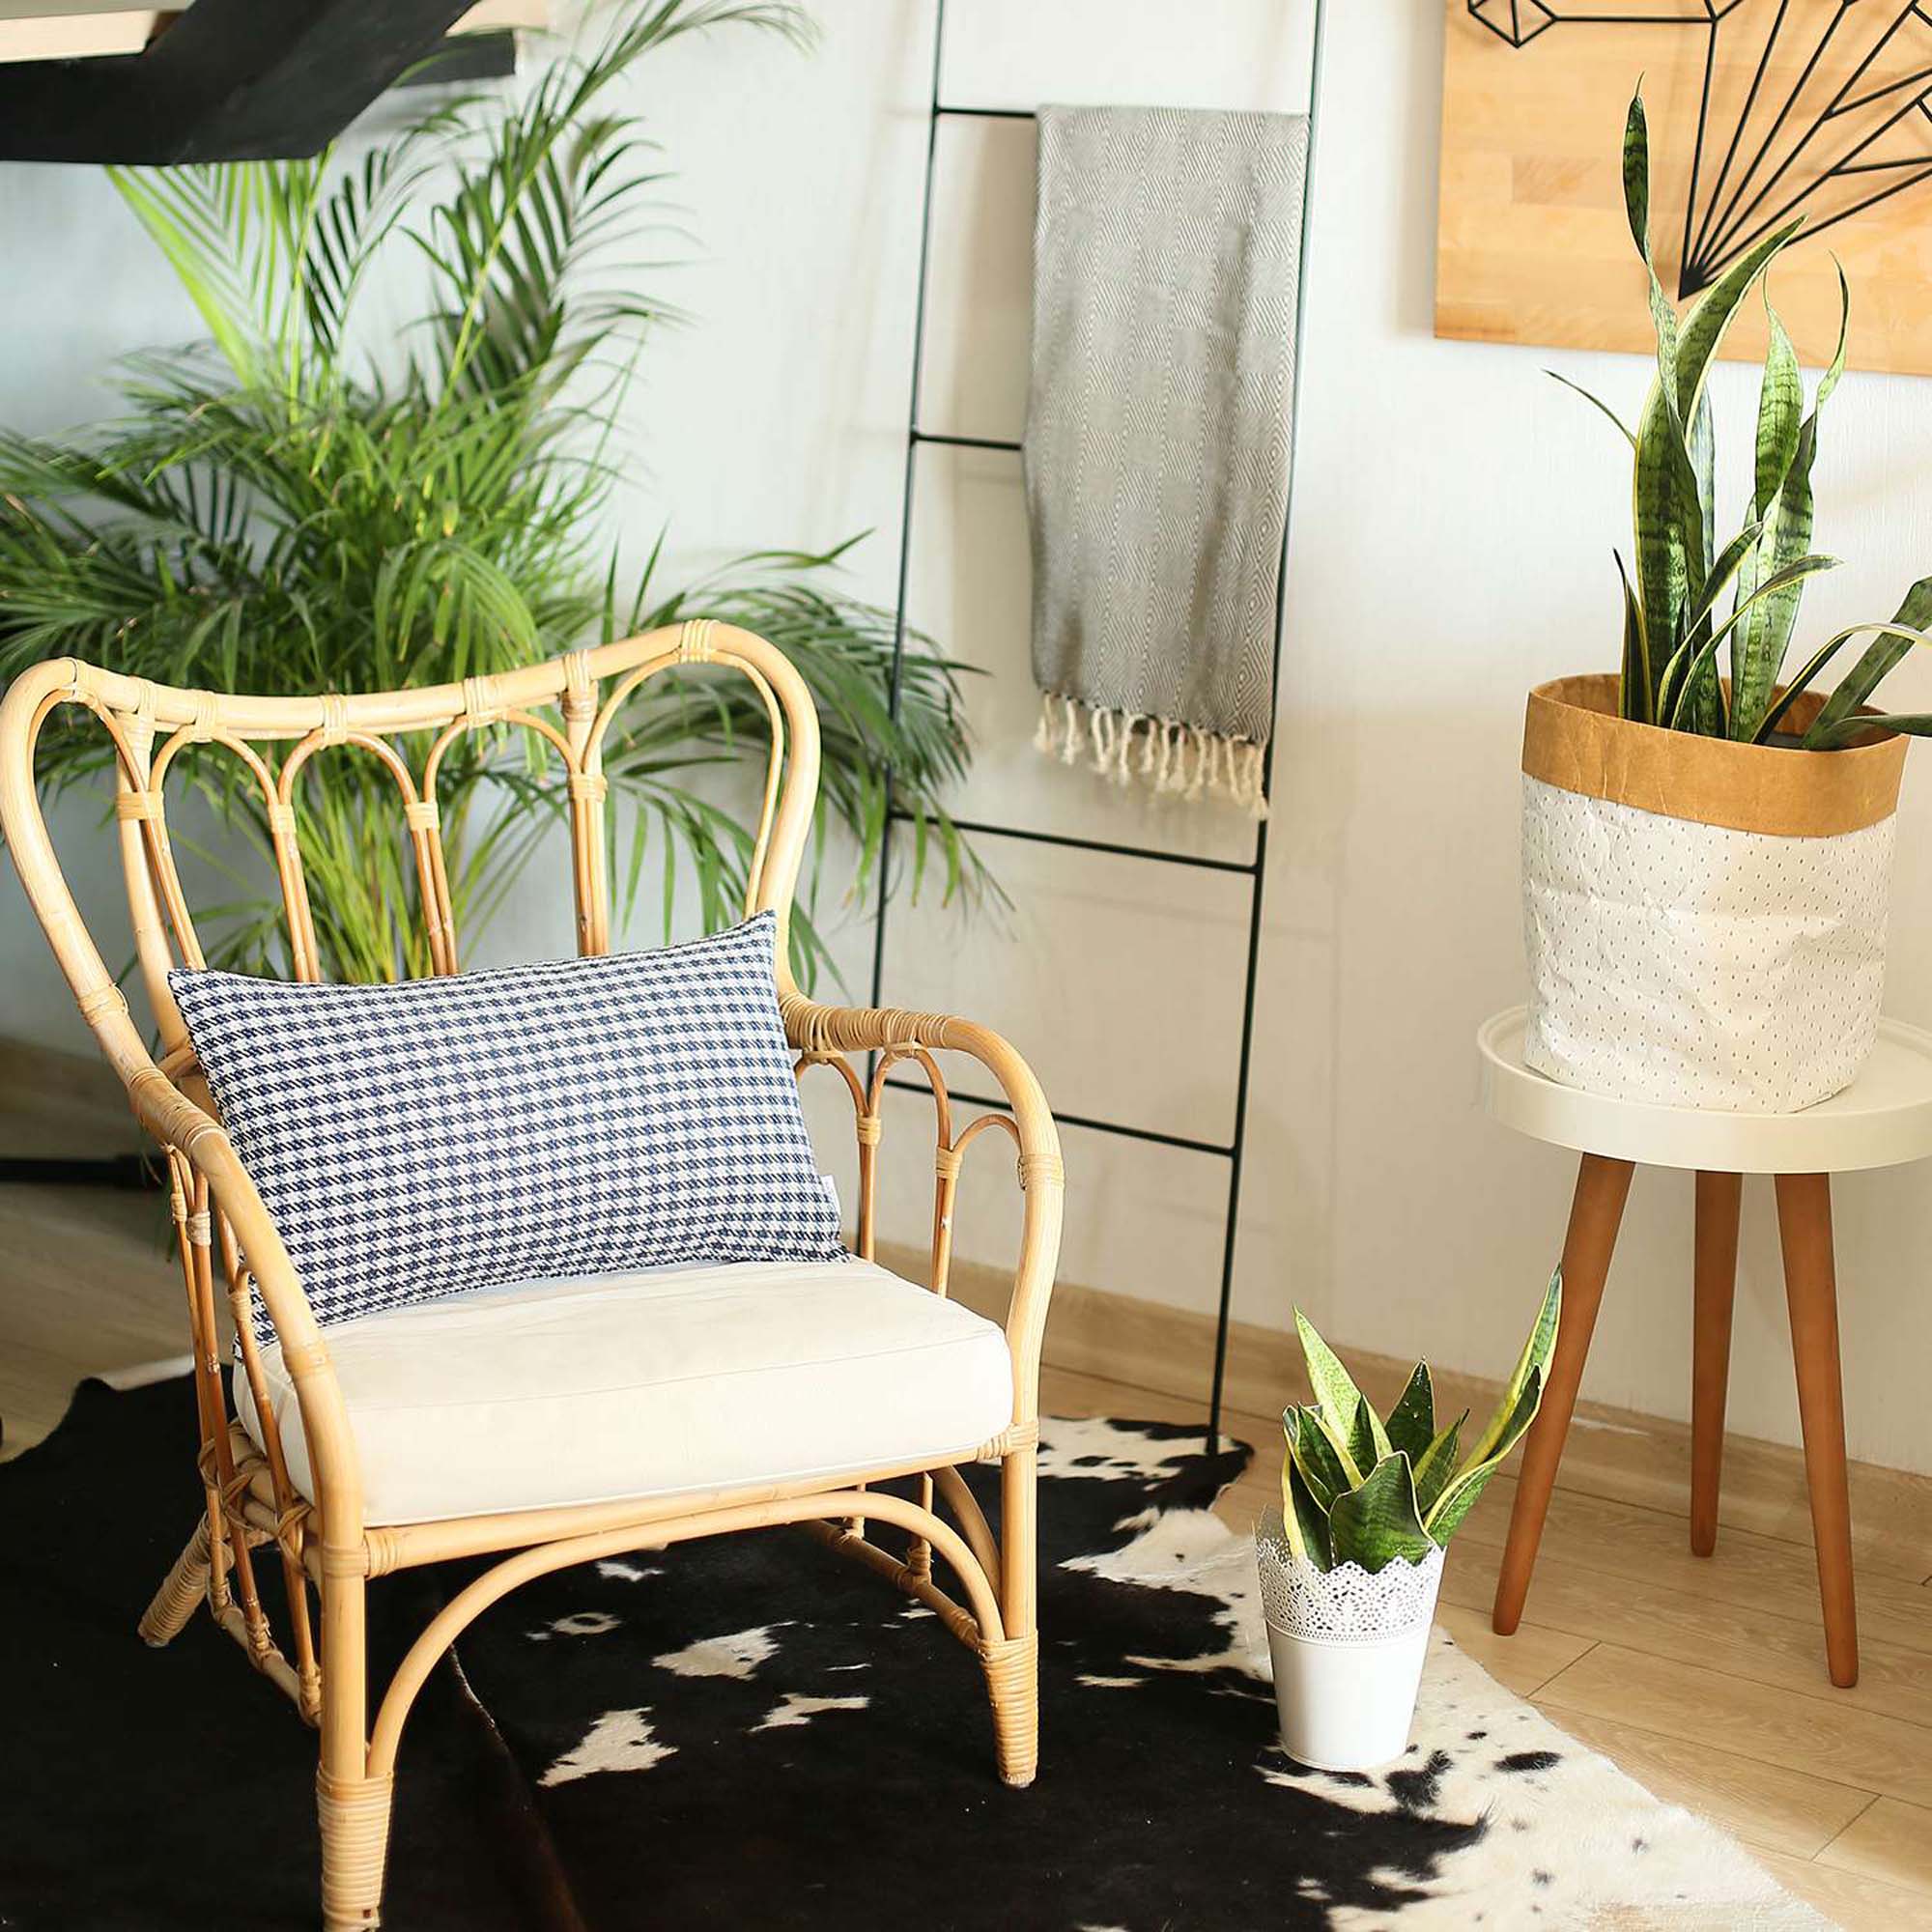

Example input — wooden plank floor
[3,1183,1929,1927]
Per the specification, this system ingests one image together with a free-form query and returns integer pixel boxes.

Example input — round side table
[1476,1007,1932,1689]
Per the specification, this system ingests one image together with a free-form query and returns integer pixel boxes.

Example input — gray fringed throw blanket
[1024,105,1308,815]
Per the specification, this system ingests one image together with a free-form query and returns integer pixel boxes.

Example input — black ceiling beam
[396,29,517,89]
[0,0,493,165]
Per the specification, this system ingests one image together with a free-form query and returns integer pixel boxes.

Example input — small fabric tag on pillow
[167,911,845,1343]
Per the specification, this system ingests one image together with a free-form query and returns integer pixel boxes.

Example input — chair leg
[138,1516,213,1647]
[981,1632,1038,1787]
[1493,1152,1634,1635]
[1774,1173,1860,1690]
[984,1445,1038,1788]
[318,1573,391,1930]
[1690,1170,1743,1557]
[318,1767,395,1932]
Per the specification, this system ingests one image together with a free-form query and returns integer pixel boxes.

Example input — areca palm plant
[0,1,985,988]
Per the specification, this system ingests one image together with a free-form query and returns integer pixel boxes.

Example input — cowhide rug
[0,1379,1820,1929]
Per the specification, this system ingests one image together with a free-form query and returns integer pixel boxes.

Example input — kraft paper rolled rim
[1521,673,1907,838]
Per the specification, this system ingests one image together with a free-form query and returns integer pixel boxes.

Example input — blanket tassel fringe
[1033,693,1268,818]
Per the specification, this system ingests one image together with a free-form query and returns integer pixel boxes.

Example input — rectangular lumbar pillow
[167,910,845,1342]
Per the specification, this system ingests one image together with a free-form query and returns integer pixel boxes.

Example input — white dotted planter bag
[1520,675,1907,1114]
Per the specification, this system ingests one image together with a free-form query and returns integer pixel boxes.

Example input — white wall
[3,0,1930,1472]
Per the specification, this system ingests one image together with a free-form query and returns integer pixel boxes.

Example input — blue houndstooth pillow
[167,911,844,1343]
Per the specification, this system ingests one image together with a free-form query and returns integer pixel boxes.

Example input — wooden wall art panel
[1436,0,1932,375]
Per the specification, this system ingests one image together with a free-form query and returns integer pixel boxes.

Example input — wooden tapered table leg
[1690,1170,1743,1556]
[1492,1151,1635,1635]
[1479,1008,1932,1685]
[1774,1173,1860,1689]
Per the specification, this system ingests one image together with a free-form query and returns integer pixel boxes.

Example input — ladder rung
[909,429,1022,454]
[882,1076,1234,1159]
[891,809,1259,877]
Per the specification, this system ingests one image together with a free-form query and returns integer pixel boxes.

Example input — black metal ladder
[866,0,1329,1448]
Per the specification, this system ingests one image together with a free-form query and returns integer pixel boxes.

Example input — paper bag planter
[1520,675,1907,1112]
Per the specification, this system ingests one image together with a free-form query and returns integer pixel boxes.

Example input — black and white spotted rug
[1,1381,1819,1929]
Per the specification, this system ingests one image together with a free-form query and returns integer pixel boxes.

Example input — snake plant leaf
[1284,1406,1339,1511]
[1665,553,1839,729]
[1294,1308,1390,1463]
[1684,520,1764,639]
[1615,550,1650,724]
[1416,1270,1563,1548]
[1814,711,1932,738]
[1348,1394,1384,1476]
[1623,90,1682,396]
[1625,86,1695,723]
[1800,578,1932,746]
[1681,394,1726,734]
[1328,1453,1435,1575]
[1684,520,1749,739]
[1733,269,1847,740]
[1763,616,1932,743]
[1425,1369,1546,1545]
[1636,225,1799,733]
[1732,417,1816,738]
[1689,387,1718,580]
[1725,291,1802,742]
[1424,1458,1502,1546]
[1621,87,1650,258]
[1814,258,1852,417]
[1754,626,1843,743]
[1548,370,1636,450]
[1673,217,1804,426]
[1619,79,1798,740]
[1412,1407,1469,1519]
[1295,1402,1364,1495]
[1793,622,1932,742]
[1462,1269,1562,1474]
[1634,378,1695,717]
[1285,1451,1335,1572]
[1384,1362,1435,1462]
[1752,294,1803,518]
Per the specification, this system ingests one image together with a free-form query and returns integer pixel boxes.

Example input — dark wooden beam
[397,28,517,88]
[0,0,498,165]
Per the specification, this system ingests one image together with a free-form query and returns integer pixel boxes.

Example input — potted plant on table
[1527,88,1930,1114]
[1257,1272,1560,1773]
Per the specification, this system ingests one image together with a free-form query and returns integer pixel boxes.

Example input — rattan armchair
[0,622,1063,1930]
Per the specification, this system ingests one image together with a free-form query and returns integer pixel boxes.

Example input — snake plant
[1556,87,1932,750]
[1278,1271,1561,1575]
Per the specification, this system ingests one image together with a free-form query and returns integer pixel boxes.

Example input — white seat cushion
[233,1258,1013,1526]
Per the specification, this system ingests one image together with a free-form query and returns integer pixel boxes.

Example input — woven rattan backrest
[0,621,822,1097]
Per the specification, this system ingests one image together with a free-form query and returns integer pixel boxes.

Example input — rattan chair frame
[0,621,1064,1931]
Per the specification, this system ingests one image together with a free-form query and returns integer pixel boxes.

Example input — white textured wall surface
[3,1,1930,1470]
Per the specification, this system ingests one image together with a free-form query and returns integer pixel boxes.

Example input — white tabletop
[1478,1008,1932,1175]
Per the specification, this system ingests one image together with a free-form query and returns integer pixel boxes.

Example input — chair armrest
[137,1075,327,1360]
[127,1065,367,1546]
[781,995,1065,1417]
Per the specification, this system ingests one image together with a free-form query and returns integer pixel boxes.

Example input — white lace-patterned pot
[1255,1510,1444,1773]
[1521,675,1908,1113]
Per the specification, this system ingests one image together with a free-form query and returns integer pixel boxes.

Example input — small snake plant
[1278,1272,1561,1575]
[1557,87,1932,749]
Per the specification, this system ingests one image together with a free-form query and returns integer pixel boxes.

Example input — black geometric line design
[1471,0,1932,296]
